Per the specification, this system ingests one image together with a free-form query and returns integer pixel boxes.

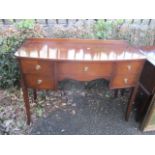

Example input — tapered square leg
[121,89,125,96]
[114,89,119,98]
[33,89,37,101]
[21,80,31,125]
[125,85,139,121]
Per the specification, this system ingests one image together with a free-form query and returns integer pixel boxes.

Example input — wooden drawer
[57,62,113,77]
[20,59,54,74]
[114,60,144,75]
[25,74,54,89]
[110,74,138,89]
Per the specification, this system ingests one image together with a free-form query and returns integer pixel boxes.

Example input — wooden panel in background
[141,94,155,131]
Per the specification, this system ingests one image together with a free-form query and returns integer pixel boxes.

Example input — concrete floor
[30,79,155,135]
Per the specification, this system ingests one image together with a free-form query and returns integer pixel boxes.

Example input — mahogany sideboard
[15,38,146,125]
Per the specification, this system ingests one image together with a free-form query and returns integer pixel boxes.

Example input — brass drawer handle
[84,66,88,72]
[124,78,128,84]
[37,79,42,84]
[35,64,41,70]
[127,65,131,71]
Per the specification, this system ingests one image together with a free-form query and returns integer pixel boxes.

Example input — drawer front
[115,61,144,75]
[25,74,54,89]
[57,62,113,77]
[110,74,138,89]
[20,59,54,74]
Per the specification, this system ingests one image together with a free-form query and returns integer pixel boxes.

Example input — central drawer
[57,61,113,79]
[25,74,54,89]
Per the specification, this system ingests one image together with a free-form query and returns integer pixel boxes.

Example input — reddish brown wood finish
[15,38,145,61]
[20,59,54,74]
[110,75,138,89]
[57,61,113,81]
[110,60,145,89]
[15,38,147,124]
[21,80,31,125]
[114,60,144,75]
[25,74,55,90]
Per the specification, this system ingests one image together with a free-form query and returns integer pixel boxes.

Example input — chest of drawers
[110,60,144,89]
[15,38,146,124]
[20,59,55,89]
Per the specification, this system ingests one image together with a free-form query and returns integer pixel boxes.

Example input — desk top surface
[15,38,147,61]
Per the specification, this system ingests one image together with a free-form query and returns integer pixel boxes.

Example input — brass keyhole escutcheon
[84,66,88,72]
[35,64,41,70]
[127,65,131,71]
[37,79,42,84]
[124,78,128,84]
